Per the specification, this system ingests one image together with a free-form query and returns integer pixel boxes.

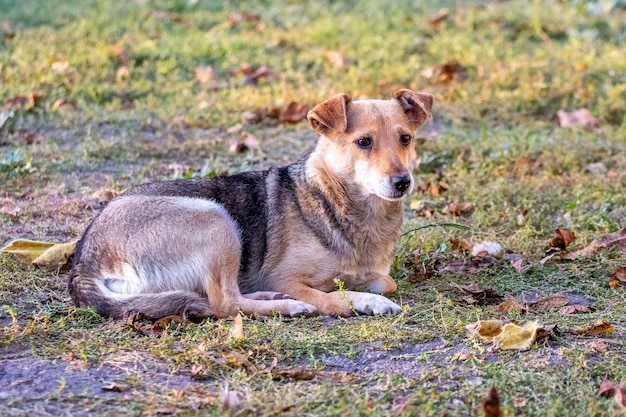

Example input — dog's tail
[68,270,212,321]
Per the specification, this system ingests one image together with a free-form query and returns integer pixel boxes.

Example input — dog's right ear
[307,94,351,137]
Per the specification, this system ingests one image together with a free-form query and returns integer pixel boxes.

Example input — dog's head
[307,89,433,201]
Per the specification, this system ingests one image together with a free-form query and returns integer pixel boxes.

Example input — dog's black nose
[391,174,412,192]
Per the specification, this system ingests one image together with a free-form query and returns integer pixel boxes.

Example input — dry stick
[401,222,473,237]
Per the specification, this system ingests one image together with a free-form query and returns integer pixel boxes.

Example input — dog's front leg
[277,283,402,317]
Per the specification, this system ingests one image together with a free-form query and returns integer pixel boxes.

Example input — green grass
[1,0,626,415]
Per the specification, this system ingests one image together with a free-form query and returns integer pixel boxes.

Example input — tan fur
[68,89,433,320]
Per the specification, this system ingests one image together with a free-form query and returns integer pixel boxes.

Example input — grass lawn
[1,0,625,415]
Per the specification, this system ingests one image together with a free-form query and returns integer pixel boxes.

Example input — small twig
[401,222,473,237]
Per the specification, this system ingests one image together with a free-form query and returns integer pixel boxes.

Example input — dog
[68,89,433,320]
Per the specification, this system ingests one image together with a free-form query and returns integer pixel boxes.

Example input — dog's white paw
[283,300,318,317]
[350,293,402,315]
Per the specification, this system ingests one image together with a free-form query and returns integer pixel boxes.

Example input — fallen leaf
[452,351,474,361]
[427,8,449,30]
[444,202,474,216]
[407,269,431,283]
[597,380,626,411]
[4,93,41,110]
[190,364,203,379]
[483,386,503,417]
[420,180,449,195]
[466,319,505,342]
[194,66,214,84]
[450,281,503,304]
[572,319,614,336]
[494,299,526,314]
[152,315,188,334]
[546,228,576,252]
[510,256,532,274]
[229,132,260,153]
[323,50,351,69]
[278,101,309,123]
[1,239,77,270]
[449,237,472,254]
[557,108,601,129]
[612,267,626,282]
[493,321,543,350]
[517,209,528,227]
[422,60,466,83]
[528,294,570,312]
[472,241,502,257]
[51,61,70,74]
[559,304,593,315]
[563,227,626,260]
[230,313,245,340]
[102,381,128,392]
[242,65,274,85]
[272,367,318,381]
[587,339,608,353]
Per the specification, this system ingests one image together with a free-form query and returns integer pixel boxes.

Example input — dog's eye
[356,136,373,149]
[400,134,412,146]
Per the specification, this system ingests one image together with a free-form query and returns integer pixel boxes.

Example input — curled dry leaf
[597,379,626,411]
[563,227,626,260]
[1,239,78,270]
[279,101,309,123]
[546,227,576,251]
[153,315,188,334]
[559,304,593,315]
[571,319,614,336]
[450,281,503,304]
[229,313,245,340]
[517,209,528,227]
[466,319,505,342]
[422,60,466,83]
[610,266,626,289]
[467,320,550,350]
[229,132,260,153]
[323,50,351,69]
[443,202,474,216]
[242,65,274,85]
[587,339,608,353]
[494,299,526,314]
[5,93,41,109]
[449,237,472,254]
[557,108,601,129]
[528,294,569,312]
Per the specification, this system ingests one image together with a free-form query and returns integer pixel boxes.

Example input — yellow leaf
[230,313,245,340]
[493,321,542,350]
[1,239,77,270]
[466,320,504,342]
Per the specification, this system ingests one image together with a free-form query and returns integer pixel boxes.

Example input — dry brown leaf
[229,10,261,26]
[443,202,474,216]
[513,393,528,408]
[588,339,608,353]
[557,108,601,129]
[242,65,274,85]
[572,319,614,336]
[528,294,570,312]
[597,380,626,411]
[423,60,466,83]
[272,367,319,381]
[517,209,528,227]
[563,227,626,260]
[546,228,576,251]
[229,132,260,153]
[510,257,532,273]
[494,299,525,314]
[559,304,593,315]
[190,364,203,379]
[450,281,503,304]
[407,269,431,283]
[449,237,472,254]
[279,101,309,124]
[323,50,351,69]
[5,93,41,109]
[230,313,245,340]
[612,267,626,281]
[452,351,474,362]
[152,315,188,334]
[483,386,503,417]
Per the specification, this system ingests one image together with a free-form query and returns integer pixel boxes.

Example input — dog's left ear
[393,89,434,129]
[307,93,351,137]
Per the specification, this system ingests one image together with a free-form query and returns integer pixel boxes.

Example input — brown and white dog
[68,89,433,320]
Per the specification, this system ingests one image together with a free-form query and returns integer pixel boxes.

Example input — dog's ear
[393,89,434,129]
[307,93,351,137]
